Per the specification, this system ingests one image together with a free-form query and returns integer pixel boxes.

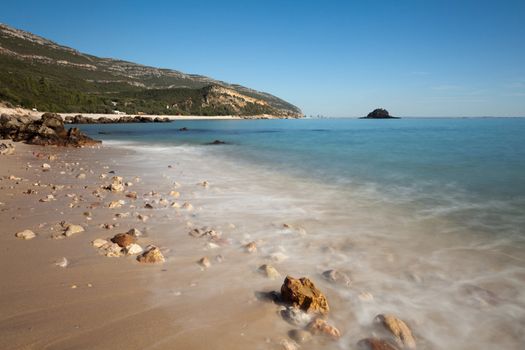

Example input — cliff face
[0,23,303,118]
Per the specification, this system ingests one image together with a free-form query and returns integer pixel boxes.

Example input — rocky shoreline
[64,114,172,124]
[1,112,99,146]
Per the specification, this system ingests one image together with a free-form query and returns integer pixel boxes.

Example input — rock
[206,140,227,145]
[181,202,193,210]
[374,314,416,349]
[76,173,86,179]
[92,238,109,248]
[55,257,68,268]
[15,229,36,240]
[307,318,341,339]
[279,339,299,350]
[280,276,329,315]
[108,200,124,208]
[126,191,138,199]
[99,242,123,257]
[137,246,165,263]
[288,329,312,344]
[0,142,15,155]
[42,163,51,170]
[125,243,143,255]
[258,264,280,279]
[64,224,84,237]
[169,190,180,198]
[198,256,211,268]
[108,176,124,192]
[361,108,398,119]
[144,203,154,209]
[357,338,400,350]
[201,181,209,188]
[244,241,257,253]
[280,306,312,327]
[321,269,351,286]
[111,233,137,248]
[179,127,189,131]
[0,113,100,146]
[126,228,142,237]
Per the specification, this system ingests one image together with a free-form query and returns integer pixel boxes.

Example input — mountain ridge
[0,23,302,117]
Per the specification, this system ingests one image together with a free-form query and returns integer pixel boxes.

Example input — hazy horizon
[1,0,524,117]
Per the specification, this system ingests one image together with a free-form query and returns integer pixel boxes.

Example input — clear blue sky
[2,0,524,116]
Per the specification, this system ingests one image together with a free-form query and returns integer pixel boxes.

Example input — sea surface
[77,118,525,349]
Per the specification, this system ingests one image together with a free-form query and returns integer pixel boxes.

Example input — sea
[77,117,525,349]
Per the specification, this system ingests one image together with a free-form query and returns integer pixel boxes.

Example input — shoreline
[0,103,295,121]
[2,125,525,349]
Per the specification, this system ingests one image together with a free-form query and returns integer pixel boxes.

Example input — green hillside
[0,23,302,117]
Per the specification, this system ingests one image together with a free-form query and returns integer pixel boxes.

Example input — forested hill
[0,23,303,117]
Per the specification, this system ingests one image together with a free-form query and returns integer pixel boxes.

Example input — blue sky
[2,0,524,116]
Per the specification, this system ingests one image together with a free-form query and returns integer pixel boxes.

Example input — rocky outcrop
[0,113,100,146]
[64,115,171,124]
[361,108,399,119]
[280,276,329,315]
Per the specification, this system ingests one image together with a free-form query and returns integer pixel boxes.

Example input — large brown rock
[280,276,329,315]
[111,233,137,248]
[374,314,416,349]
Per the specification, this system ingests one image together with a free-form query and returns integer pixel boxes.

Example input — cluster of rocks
[0,113,100,146]
[64,115,171,124]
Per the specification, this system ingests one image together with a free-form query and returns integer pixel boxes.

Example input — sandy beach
[0,141,329,350]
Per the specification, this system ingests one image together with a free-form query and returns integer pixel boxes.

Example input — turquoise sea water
[79,117,525,238]
[75,117,525,349]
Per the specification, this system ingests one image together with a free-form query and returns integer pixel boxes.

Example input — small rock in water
[125,243,143,255]
[15,229,36,240]
[76,173,86,179]
[359,291,374,302]
[281,276,329,315]
[198,256,211,268]
[137,246,165,263]
[357,338,399,350]
[280,306,312,327]
[258,264,280,279]
[169,191,180,198]
[201,181,209,188]
[42,163,51,170]
[64,224,84,237]
[244,241,257,253]
[92,238,109,248]
[307,318,341,339]
[126,191,138,199]
[126,228,142,237]
[181,202,193,210]
[321,269,351,286]
[374,314,416,349]
[55,257,68,268]
[137,214,149,222]
[111,233,137,248]
[144,203,154,209]
[288,329,312,344]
